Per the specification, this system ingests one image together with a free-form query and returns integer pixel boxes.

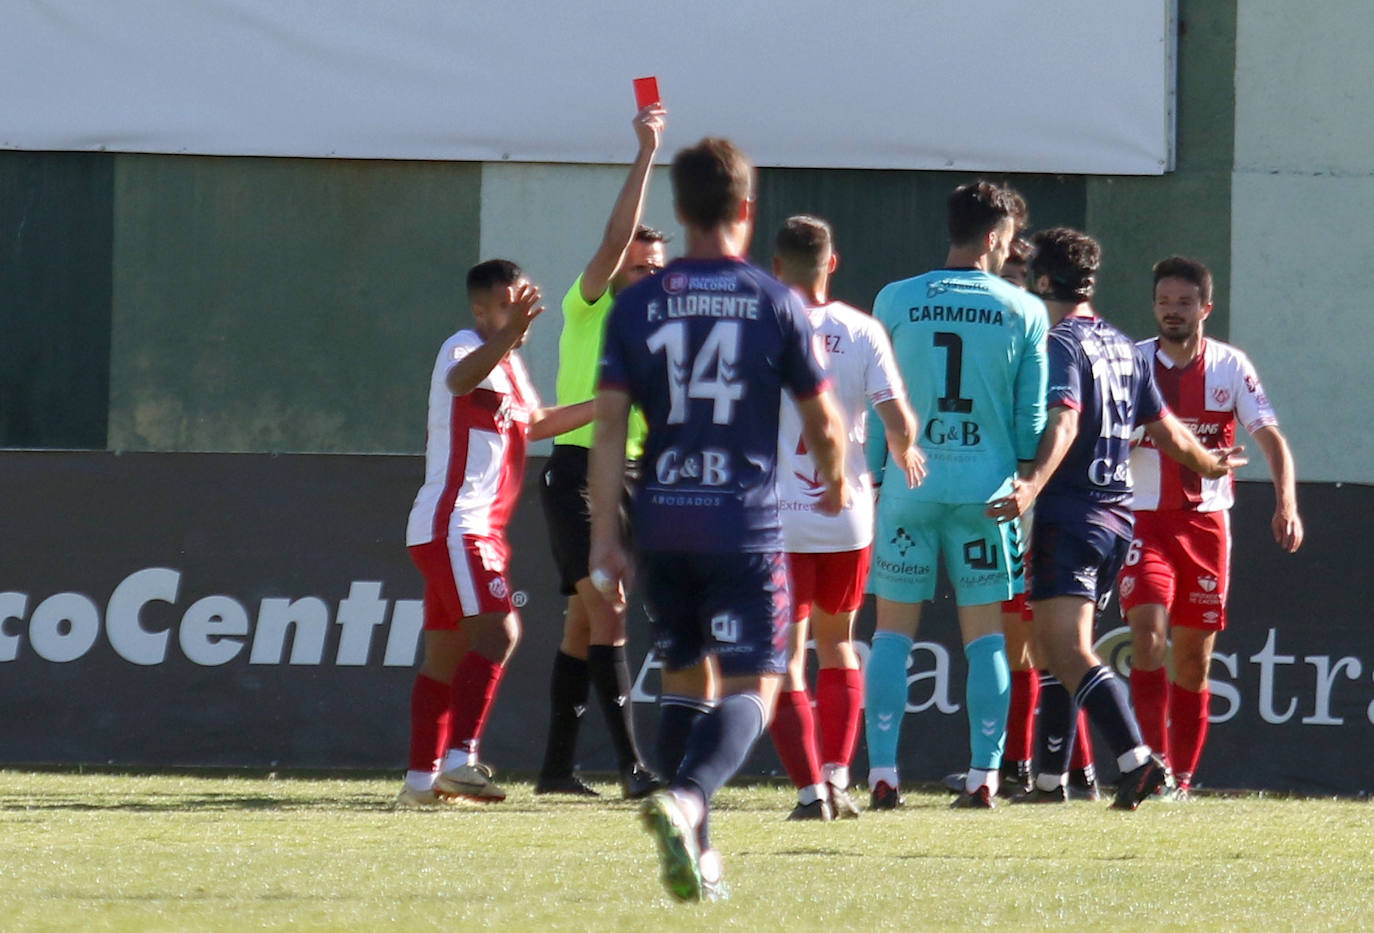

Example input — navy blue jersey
[1036,315,1167,537]
[599,257,826,553]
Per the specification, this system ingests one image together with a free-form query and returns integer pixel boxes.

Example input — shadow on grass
[0,793,388,813]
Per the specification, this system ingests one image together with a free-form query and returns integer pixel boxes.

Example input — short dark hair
[774,215,834,269]
[1152,255,1213,304]
[633,224,669,245]
[466,259,522,299]
[1007,235,1033,265]
[947,180,1024,246]
[1029,227,1100,301]
[670,138,753,229]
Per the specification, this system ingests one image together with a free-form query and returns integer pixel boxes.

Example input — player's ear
[1201,301,1215,320]
[828,252,839,275]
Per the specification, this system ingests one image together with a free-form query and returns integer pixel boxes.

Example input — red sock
[1070,708,1094,768]
[816,667,863,767]
[1169,684,1209,788]
[1005,668,1039,763]
[408,674,452,772]
[768,689,822,789]
[1130,666,1171,766]
[448,652,505,757]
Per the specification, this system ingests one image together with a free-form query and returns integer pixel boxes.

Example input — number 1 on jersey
[934,331,974,413]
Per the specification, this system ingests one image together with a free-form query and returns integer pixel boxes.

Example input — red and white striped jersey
[777,300,904,552]
[406,330,539,545]
[1129,337,1277,512]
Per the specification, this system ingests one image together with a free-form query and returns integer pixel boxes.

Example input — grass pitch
[1,770,1370,931]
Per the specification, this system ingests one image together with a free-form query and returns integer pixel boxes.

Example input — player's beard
[1158,317,1198,343]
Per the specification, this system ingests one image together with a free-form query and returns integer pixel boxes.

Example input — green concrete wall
[0,151,113,449]
[107,155,482,453]
[1086,0,1237,341]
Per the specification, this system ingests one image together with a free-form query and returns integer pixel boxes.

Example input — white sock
[405,770,437,791]
[798,783,827,806]
[868,766,899,789]
[672,788,704,829]
[1117,745,1151,773]
[822,763,850,789]
[442,749,476,772]
[1036,771,1066,793]
[966,767,998,796]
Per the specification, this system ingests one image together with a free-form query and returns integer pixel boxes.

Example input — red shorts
[786,547,871,623]
[409,534,514,629]
[1118,509,1230,631]
[1001,591,1031,621]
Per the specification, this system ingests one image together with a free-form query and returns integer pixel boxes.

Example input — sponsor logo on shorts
[710,612,740,644]
[1198,576,1218,593]
[1202,610,1221,625]
[488,577,508,600]
[1119,576,1136,598]
[958,571,1006,591]
[891,528,916,557]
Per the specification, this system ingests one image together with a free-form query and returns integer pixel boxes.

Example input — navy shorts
[1028,520,1130,613]
[637,550,790,676]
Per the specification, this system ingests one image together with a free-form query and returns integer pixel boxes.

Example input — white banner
[1,0,1175,174]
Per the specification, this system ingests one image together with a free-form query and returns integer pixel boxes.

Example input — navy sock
[675,692,767,804]
[1074,665,1144,759]
[1035,671,1076,779]
[657,694,712,781]
[538,651,588,779]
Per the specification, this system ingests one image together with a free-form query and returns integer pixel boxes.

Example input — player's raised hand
[1202,445,1247,479]
[633,105,666,152]
[1272,505,1304,553]
[500,282,546,341]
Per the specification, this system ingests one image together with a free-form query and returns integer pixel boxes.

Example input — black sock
[676,692,767,804]
[588,644,641,771]
[1035,671,1076,779]
[1075,665,1144,760]
[657,695,712,781]
[538,651,588,779]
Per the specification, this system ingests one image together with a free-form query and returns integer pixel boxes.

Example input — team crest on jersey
[1212,387,1231,406]
[664,271,689,294]
[488,577,509,600]
[1119,576,1136,598]
[1197,576,1218,593]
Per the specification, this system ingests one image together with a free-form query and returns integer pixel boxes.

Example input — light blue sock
[864,631,913,771]
[964,633,1011,771]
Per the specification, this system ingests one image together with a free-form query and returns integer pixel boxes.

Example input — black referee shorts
[539,444,638,596]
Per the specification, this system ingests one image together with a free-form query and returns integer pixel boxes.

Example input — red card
[633,76,661,109]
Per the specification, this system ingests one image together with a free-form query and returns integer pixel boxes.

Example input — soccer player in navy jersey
[986,228,1245,809]
[588,137,849,901]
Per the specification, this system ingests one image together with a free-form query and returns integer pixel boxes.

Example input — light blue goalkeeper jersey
[869,268,1048,503]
